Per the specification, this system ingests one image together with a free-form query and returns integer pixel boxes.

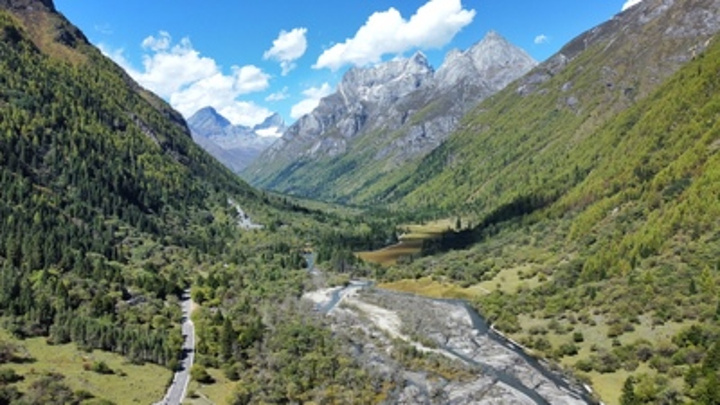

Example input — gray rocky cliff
[517,0,720,96]
[246,31,537,197]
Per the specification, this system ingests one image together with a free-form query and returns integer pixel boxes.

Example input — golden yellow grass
[356,239,424,266]
[379,277,477,299]
[356,220,454,266]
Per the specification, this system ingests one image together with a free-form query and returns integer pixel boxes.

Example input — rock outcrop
[245,31,536,203]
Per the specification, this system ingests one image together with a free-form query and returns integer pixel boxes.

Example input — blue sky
[55,0,644,130]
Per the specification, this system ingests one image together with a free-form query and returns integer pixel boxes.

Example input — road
[155,290,195,405]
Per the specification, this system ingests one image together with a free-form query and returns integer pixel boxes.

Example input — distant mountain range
[244,31,537,203]
[188,107,286,173]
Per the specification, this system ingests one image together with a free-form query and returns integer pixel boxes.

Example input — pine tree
[221,317,235,361]
[620,376,638,405]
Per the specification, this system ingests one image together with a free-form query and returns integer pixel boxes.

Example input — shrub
[0,368,22,384]
[593,350,621,373]
[575,359,593,372]
[190,364,214,384]
[90,361,113,375]
[557,343,579,357]
[223,363,242,381]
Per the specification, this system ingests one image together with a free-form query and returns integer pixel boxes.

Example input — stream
[305,254,596,404]
[444,298,594,404]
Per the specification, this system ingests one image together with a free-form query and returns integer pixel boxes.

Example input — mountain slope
[0,0,269,372]
[398,31,720,404]
[188,107,283,173]
[0,2,479,404]
[373,1,720,401]
[391,0,720,214]
[245,32,536,204]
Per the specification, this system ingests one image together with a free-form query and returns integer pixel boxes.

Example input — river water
[305,254,597,404]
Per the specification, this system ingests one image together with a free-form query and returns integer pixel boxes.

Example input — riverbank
[303,283,595,404]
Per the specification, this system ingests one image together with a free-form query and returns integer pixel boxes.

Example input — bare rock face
[262,52,436,161]
[435,30,536,93]
[517,0,720,96]
[246,31,537,200]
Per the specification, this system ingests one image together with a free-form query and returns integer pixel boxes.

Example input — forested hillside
[0,3,397,403]
[379,0,720,215]
[3,0,720,403]
[378,15,720,405]
[0,4,250,360]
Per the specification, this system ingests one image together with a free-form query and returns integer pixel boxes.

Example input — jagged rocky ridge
[188,107,285,173]
[245,31,537,203]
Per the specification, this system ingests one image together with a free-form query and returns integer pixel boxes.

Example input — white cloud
[141,31,171,52]
[534,34,549,45]
[266,87,290,102]
[622,0,644,11]
[263,28,308,76]
[314,0,475,71]
[101,32,271,127]
[219,103,273,129]
[290,83,333,119]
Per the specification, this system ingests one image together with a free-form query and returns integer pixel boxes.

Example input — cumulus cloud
[622,0,644,11]
[263,28,308,76]
[314,0,475,71]
[290,83,333,119]
[100,32,271,127]
[534,34,549,45]
[141,31,171,52]
[266,87,290,102]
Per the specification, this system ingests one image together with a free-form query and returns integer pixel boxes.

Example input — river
[305,254,596,404]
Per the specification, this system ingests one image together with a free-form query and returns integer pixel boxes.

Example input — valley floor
[304,284,593,404]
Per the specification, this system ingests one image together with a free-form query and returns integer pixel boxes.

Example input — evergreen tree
[620,376,638,405]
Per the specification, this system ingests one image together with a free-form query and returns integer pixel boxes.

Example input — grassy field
[377,263,696,405]
[184,368,235,405]
[379,264,543,298]
[357,220,455,266]
[0,328,171,404]
[379,277,479,299]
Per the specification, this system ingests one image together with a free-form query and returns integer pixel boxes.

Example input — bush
[575,359,593,372]
[532,337,552,352]
[593,351,621,373]
[190,364,214,384]
[649,355,672,373]
[90,361,113,375]
[0,368,22,384]
[223,363,242,381]
[556,343,579,357]
[573,331,585,343]
[607,323,625,338]
[635,342,654,362]
[75,389,95,400]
